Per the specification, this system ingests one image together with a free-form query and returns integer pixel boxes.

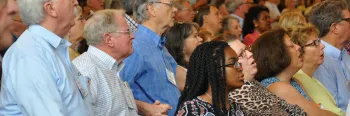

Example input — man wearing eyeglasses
[120,0,180,116]
[309,0,350,112]
[174,0,195,22]
[72,9,138,115]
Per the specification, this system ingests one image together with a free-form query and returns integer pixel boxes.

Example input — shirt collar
[137,25,167,48]
[87,46,124,71]
[28,25,70,48]
[322,40,342,60]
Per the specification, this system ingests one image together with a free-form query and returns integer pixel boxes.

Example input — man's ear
[330,22,339,34]
[103,33,114,47]
[146,3,157,17]
[43,1,58,17]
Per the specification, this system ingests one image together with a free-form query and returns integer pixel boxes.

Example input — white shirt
[73,46,138,116]
[265,1,281,20]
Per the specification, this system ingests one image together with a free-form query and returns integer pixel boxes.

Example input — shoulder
[267,82,300,97]
[177,98,212,116]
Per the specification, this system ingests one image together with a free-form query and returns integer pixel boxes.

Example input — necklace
[205,92,212,99]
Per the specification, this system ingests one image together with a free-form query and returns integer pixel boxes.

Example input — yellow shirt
[69,47,80,61]
[294,70,345,116]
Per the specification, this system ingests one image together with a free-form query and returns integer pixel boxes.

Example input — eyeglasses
[304,39,321,47]
[340,18,350,22]
[238,46,252,58]
[149,1,174,8]
[220,57,242,70]
[111,30,132,37]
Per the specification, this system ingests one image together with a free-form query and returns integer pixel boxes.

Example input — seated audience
[165,22,203,92]
[216,33,306,115]
[254,28,336,116]
[174,0,196,22]
[176,41,245,116]
[309,0,350,112]
[120,0,138,34]
[242,5,271,46]
[288,24,345,115]
[281,0,297,13]
[73,9,138,115]
[194,5,223,38]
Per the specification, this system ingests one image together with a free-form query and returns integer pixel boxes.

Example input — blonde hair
[278,11,307,30]
[286,23,319,47]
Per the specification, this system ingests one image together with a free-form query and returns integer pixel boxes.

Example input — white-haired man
[0,0,90,115]
[73,9,138,115]
[120,0,180,115]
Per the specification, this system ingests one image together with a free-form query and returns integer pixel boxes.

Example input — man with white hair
[226,0,253,27]
[73,9,138,115]
[120,0,180,115]
[0,0,89,115]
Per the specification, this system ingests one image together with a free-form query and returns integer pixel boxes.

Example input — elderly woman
[214,33,306,115]
[165,22,203,92]
[254,28,337,116]
[221,16,242,39]
[242,5,271,46]
[176,41,245,115]
[288,24,345,115]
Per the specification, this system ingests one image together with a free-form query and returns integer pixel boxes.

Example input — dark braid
[176,41,229,116]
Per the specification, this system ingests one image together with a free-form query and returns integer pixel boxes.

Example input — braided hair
[176,41,229,116]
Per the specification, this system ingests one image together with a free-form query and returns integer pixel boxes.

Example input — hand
[145,100,172,116]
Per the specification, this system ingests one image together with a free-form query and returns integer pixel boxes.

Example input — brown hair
[252,28,292,81]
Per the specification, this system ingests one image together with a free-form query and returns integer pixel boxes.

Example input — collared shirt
[314,40,350,112]
[125,14,138,34]
[295,70,344,115]
[120,25,181,116]
[265,1,281,20]
[73,46,138,116]
[0,25,89,116]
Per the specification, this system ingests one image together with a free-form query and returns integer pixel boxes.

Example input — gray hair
[134,0,158,23]
[222,16,240,31]
[83,9,125,46]
[309,0,348,37]
[17,0,54,25]
[120,0,135,15]
[225,0,243,13]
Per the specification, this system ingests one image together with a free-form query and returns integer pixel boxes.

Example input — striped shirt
[73,46,138,116]
[125,14,138,34]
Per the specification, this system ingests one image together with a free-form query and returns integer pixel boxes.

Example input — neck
[275,67,298,82]
[321,34,345,50]
[96,45,124,63]
[142,20,168,36]
[40,17,68,38]
[203,87,230,109]
[301,63,318,78]
[202,25,218,37]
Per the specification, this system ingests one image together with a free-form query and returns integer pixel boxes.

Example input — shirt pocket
[76,75,90,99]
[123,82,137,110]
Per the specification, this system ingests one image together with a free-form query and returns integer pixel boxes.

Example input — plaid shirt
[125,15,138,34]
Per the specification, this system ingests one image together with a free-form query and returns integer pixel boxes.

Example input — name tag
[76,75,90,99]
[166,68,176,86]
[124,82,137,110]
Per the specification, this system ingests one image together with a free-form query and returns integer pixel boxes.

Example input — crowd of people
[1,0,350,115]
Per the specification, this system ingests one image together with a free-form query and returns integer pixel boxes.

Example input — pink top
[243,31,260,46]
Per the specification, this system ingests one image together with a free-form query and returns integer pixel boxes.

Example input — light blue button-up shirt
[120,25,181,116]
[314,40,350,112]
[0,25,89,116]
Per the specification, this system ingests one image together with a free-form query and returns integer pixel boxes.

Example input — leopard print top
[228,80,306,116]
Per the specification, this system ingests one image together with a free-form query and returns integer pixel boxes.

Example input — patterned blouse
[177,96,245,116]
[261,77,311,101]
[229,80,306,116]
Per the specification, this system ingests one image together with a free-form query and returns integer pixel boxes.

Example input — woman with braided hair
[176,41,245,116]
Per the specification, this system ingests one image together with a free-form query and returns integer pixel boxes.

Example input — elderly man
[174,0,195,22]
[0,0,90,115]
[73,9,138,116]
[120,0,179,115]
[309,0,350,112]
